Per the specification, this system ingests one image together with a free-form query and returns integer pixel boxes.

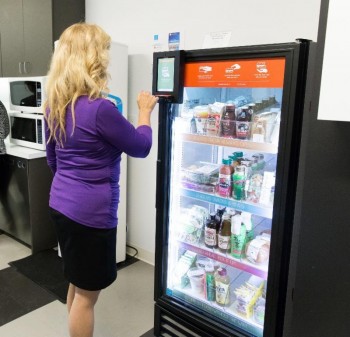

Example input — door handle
[16,160,26,169]
[23,61,31,74]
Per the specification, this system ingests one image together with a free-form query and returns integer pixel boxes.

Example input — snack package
[251,116,266,143]
[173,251,197,288]
[177,206,208,244]
[193,105,209,134]
[253,111,279,143]
[234,277,264,318]
[245,235,270,265]
[182,162,219,185]
[207,102,225,136]
[246,173,264,203]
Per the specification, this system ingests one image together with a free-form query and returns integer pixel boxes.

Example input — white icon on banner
[256,62,268,73]
[199,66,212,73]
[225,63,241,73]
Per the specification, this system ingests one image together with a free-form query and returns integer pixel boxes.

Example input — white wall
[85,0,321,264]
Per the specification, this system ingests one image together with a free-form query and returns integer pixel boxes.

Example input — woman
[44,23,158,337]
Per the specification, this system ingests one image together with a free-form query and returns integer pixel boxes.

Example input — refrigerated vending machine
[153,40,315,337]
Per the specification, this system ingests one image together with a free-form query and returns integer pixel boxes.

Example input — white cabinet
[108,42,128,263]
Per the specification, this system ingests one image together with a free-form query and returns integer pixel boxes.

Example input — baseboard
[126,244,155,266]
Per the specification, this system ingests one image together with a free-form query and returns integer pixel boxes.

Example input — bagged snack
[207,102,225,136]
[234,277,264,318]
[251,116,266,143]
[245,236,270,265]
[193,105,209,134]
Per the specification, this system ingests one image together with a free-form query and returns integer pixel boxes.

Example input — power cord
[126,244,138,260]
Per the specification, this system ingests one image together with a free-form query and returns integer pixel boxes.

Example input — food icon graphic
[256,62,268,73]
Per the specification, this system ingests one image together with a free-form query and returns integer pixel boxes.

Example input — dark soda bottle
[236,106,252,140]
[221,103,236,138]
[204,213,217,249]
[218,213,231,253]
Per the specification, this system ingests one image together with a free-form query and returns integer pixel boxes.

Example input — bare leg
[68,287,101,337]
[67,283,76,313]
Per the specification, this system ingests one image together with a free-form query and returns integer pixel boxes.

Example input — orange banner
[184,58,285,88]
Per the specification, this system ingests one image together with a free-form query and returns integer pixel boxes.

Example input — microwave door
[11,117,36,143]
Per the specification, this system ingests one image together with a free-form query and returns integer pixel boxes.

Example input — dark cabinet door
[22,0,53,76]
[0,156,31,245]
[0,0,85,77]
[0,155,56,253]
[0,0,24,77]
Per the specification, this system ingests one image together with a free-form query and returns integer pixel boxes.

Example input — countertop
[4,140,47,159]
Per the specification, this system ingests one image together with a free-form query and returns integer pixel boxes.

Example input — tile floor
[0,234,155,337]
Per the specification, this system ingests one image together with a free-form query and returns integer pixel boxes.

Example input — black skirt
[50,208,117,291]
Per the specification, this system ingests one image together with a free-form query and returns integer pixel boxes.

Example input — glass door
[165,57,285,337]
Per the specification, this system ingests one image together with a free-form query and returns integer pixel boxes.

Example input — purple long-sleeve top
[45,96,152,229]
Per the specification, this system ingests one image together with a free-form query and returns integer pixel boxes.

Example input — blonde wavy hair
[44,23,111,145]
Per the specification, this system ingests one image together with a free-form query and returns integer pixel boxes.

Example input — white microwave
[9,112,46,151]
[9,76,47,114]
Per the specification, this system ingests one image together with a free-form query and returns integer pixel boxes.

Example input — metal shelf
[180,188,273,219]
[180,133,278,154]
[179,241,268,280]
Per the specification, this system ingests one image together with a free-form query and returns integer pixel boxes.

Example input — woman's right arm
[137,91,159,127]
[97,92,158,158]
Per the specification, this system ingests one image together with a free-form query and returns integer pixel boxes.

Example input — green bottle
[242,212,254,243]
[232,165,246,200]
[205,263,216,301]
[231,213,246,259]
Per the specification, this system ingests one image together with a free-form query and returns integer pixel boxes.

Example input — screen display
[11,117,36,143]
[10,81,42,107]
[157,57,175,92]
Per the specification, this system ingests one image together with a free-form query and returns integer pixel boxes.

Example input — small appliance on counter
[9,76,47,114]
[8,112,46,151]
[6,76,47,151]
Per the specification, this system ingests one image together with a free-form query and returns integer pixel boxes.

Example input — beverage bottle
[228,154,237,171]
[218,213,232,253]
[232,151,244,165]
[269,95,277,105]
[242,211,254,244]
[255,101,262,113]
[241,158,253,180]
[190,113,197,134]
[254,296,266,325]
[257,153,265,171]
[204,213,217,249]
[248,103,255,116]
[262,97,269,109]
[232,165,246,200]
[220,103,236,138]
[215,267,231,306]
[231,213,246,259]
[218,159,233,198]
[214,207,226,247]
[236,106,252,140]
[252,116,266,143]
[205,262,216,301]
[215,207,226,223]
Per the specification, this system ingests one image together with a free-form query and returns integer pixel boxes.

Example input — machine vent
[160,314,202,337]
